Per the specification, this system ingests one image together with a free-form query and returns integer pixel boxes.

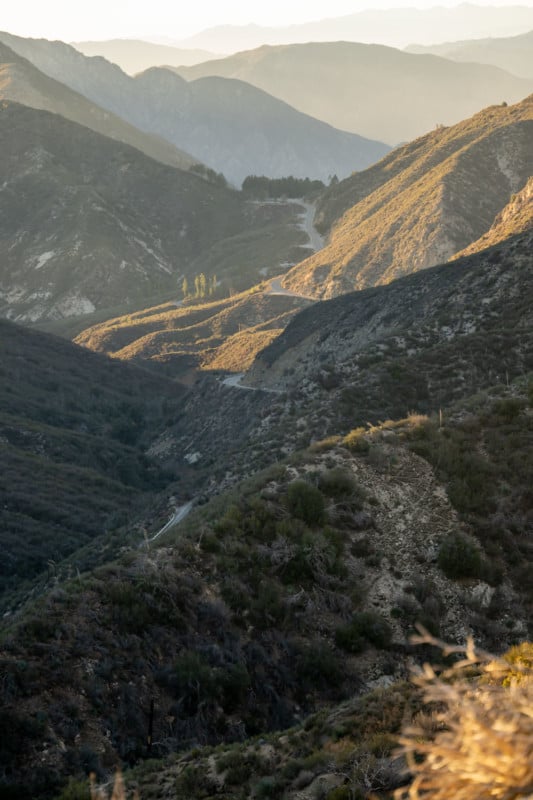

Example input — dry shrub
[90,772,139,800]
[395,631,533,800]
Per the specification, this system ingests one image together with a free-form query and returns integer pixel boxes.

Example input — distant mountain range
[174,5,533,52]
[173,42,533,144]
[0,40,196,170]
[0,32,389,184]
[72,38,219,74]
[280,95,533,298]
[406,30,533,80]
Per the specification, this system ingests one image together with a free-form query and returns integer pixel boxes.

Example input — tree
[181,277,189,299]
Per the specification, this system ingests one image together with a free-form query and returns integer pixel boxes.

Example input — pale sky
[2,0,533,41]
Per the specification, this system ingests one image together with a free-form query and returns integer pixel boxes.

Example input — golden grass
[90,771,138,800]
[395,631,533,800]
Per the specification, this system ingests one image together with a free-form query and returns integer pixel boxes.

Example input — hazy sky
[2,0,533,41]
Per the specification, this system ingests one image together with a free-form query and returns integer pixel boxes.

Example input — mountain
[406,29,533,80]
[2,368,530,796]
[0,102,249,322]
[74,286,312,376]
[279,96,533,299]
[0,318,188,610]
[0,32,389,184]
[453,175,533,257]
[172,41,533,145]
[72,38,219,74]
[176,5,533,51]
[0,40,196,171]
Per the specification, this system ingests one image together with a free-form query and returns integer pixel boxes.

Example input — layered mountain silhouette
[72,38,219,74]
[0,32,389,184]
[406,30,533,80]
[280,96,533,299]
[0,40,196,170]
[176,5,533,51]
[0,102,248,322]
[173,42,533,144]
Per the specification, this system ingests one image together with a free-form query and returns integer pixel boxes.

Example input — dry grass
[395,631,533,800]
[90,772,138,800]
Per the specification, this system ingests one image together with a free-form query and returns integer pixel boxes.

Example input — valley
[0,13,532,800]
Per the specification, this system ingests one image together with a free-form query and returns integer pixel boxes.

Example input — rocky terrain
[280,96,533,298]
[0,102,309,323]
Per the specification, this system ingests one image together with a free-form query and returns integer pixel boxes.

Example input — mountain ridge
[0,39,196,171]
[0,32,389,184]
[280,95,533,299]
[171,41,533,144]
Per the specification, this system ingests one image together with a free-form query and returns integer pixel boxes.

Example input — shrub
[318,468,359,499]
[343,428,370,453]
[286,481,325,526]
[437,533,482,579]
[335,612,392,653]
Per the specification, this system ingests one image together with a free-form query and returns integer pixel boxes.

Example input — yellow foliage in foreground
[396,634,533,800]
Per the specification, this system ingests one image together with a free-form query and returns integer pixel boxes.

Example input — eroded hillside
[282,96,532,298]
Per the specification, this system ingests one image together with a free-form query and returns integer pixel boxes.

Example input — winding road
[145,501,195,544]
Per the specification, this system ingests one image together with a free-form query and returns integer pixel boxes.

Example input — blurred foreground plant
[395,630,533,800]
[90,771,138,800]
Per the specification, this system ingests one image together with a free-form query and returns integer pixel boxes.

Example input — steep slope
[406,30,533,80]
[74,288,312,376]
[0,102,247,322]
[72,39,218,74]
[0,40,195,171]
[0,32,389,184]
[172,42,533,144]
[177,5,533,51]
[248,225,533,419]
[453,175,533,257]
[2,404,528,798]
[281,96,533,298]
[0,318,187,608]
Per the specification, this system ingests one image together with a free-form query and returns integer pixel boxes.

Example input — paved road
[145,501,194,543]
[221,372,281,393]
[297,201,325,253]
[267,278,315,300]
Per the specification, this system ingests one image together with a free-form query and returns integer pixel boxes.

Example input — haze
[3,0,533,40]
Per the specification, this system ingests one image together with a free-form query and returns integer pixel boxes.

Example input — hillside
[453,175,533,258]
[72,39,218,74]
[0,32,389,184]
[0,318,189,611]
[406,29,533,80]
[74,287,312,376]
[0,101,293,323]
[172,42,533,144]
[280,96,533,298]
[0,40,196,171]
[2,385,530,798]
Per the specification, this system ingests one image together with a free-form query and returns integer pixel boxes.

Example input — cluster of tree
[182,273,218,300]
[189,163,228,188]
[241,175,327,199]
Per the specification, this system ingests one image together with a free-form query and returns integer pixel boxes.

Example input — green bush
[437,532,482,579]
[318,468,359,499]
[335,612,392,653]
[286,481,325,526]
